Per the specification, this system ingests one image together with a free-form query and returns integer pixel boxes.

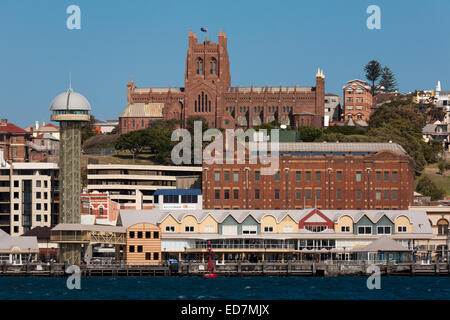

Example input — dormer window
[305,225,327,232]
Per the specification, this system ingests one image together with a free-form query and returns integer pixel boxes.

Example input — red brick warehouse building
[119,30,325,133]
[202,142,414,210]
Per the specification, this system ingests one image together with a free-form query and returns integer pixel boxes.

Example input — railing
[195,244,296,250]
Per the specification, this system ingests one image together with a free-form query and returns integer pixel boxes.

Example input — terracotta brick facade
[119,31,325,133]
[0,119,29,162]
[202,144,414,210]
[343,80,373,122]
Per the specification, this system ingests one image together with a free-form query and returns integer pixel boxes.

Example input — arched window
[210,58,217,74]
[437,219,449,235]
[196,58,203,74]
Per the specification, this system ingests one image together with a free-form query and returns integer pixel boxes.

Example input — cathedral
[119,30,325,134]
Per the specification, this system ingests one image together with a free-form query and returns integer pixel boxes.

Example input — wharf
[0,261,449,277]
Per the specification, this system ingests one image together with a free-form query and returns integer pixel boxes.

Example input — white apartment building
[86,164,202,209]
[9,162,59,235]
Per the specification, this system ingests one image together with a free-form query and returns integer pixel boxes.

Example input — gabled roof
[120,103,164,118]
[352,236,411,252]
[0,122,29,134]
[22,226,52,240]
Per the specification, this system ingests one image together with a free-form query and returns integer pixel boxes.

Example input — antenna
[69,72,73,91]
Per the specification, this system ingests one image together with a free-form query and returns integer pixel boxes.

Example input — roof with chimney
[0,119,29,134]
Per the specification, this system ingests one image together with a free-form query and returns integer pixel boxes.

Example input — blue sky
[0,0,449,127]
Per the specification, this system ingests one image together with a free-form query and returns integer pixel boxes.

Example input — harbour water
[0,276,449,300]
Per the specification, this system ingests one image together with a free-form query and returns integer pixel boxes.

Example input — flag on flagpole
[200,27,208,32]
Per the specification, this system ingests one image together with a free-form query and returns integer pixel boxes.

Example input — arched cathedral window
[196,58,203,74]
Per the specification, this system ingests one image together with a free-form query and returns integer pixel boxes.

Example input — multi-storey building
[118,208,432,263]
[410,205,450,261]
[0,160,10,234]
[8,163,59,235]
[202,142,414,210]
[324,93,342,125]
[86,164,202,209]
[119,30,325,133]
[0,119,30,163]
[342,80,373,124]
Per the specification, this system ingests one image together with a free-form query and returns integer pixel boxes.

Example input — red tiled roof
[43,123,59,129]
[0,122,29,134]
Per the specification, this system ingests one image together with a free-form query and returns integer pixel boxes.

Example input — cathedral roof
[120,103,164,118]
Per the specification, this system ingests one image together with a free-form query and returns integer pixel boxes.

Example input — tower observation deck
[50,88,91,264]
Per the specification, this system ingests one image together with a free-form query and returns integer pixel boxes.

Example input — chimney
[35,121,39,130]
[0,119,7,126]
[42,120,46,127]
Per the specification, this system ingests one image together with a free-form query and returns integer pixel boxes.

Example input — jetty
[1,261,450,277]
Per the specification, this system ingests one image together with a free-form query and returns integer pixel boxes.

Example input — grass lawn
[415,163,450,196]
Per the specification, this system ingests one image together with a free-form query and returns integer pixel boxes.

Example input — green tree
[114,130,150,160]
[147,127,175,164]
[364,60,382,95]
[378,66,397,92]
[81,115,97,143]
[298,126,323,142]
[416,175,445,201]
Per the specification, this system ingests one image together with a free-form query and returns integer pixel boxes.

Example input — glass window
[392,171,398,182]
[233,172,239,182]
[275,171,280,182]
[315,189,321,200]
[214,171,220,181]
[296,189,301,200]
[356,190,362,200]
[129,246,135,253]
[315,171,321,182]
[358,226,372,234]
[137,246,143,252]
[145,232,151,238]
[296,171,301,182]
[137,232,143,238]
[36,180,41,187]
[376,171,381,182]
[384,171,389,182]
[224,171,230,181]
[336,171,342,182]
[254,171,260,181]
[392,190,398,200]
[377,226,391,234]
[355,171,362,182]
[233,189,239,199]
[224,189,230,200]
[384,190,389,200]
[214,190,220,200]
[305,189,311,200]
[341,226,350,232]
[397,226,407,233]
[376,190,381,200]
[254,189,260,200]
[305,171,311,182]
[336,189,342,200]
[129,231,135,238]
[185,226,194,232]
[274,189,280,200]
[153,232,159,239]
